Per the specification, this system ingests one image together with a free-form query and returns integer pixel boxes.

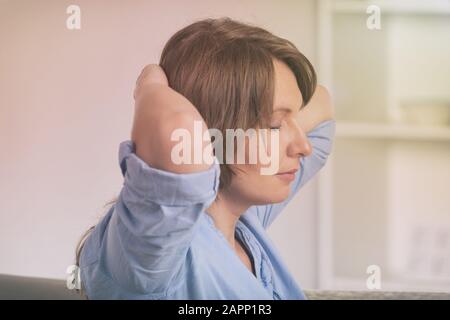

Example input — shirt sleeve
[84,140,220,296]
[254,119,336,229]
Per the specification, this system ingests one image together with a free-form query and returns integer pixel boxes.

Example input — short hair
[160,17,316,190]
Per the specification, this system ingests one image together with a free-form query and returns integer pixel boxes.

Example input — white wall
[0,0,320,289]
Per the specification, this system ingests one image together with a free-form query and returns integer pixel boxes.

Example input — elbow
[134,111,213,174]
[315,85,335,120]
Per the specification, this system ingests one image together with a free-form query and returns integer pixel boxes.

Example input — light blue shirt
[79,119,335,299]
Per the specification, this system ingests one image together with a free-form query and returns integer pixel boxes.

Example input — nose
[287,120,312,159]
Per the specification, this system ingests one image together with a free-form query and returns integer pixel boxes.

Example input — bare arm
[80,65,221,298]
[131,64,213,174]
[297,85,335,133]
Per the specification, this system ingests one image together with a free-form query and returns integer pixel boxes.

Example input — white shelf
[336,122,450,141]
[316,0,450,292]
[333,0,450,15]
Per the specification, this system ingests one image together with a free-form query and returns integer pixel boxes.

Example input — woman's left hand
[297,85,335,133]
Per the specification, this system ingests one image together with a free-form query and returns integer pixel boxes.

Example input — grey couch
[1,274,449,300]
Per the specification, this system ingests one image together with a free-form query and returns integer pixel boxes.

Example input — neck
[206,189,250,249]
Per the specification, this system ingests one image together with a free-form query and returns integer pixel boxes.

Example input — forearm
[297,85,335,133]
[131,68,213,174]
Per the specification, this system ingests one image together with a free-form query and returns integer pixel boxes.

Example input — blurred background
[0,0,449,293]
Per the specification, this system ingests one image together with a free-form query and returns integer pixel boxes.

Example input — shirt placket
[236,223,274,296]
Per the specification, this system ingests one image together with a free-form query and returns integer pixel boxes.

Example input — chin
[236,176,292,205]
[271,190,290,203]
[260,187,291,204]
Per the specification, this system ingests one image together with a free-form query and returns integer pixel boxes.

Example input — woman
[77,17,335,299]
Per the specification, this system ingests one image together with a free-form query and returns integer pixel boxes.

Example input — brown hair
[159,17,316,189]
[75,17,316,294]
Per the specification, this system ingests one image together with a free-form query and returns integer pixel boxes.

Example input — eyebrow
[272,104,303,114]
[272,107,292,114]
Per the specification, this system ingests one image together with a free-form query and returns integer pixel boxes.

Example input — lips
[276,166,300,175]
[277,168,299,175]
[275,167,299,182]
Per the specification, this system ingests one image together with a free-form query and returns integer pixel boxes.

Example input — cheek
[243,130,288,173]
[231,165,291,204]
[257,175,291,203]
[229,132,291,204]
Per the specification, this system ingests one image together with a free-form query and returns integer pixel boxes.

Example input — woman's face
[227,59,313,205]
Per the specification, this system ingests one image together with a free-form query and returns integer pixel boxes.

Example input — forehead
[272,59,303,111]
